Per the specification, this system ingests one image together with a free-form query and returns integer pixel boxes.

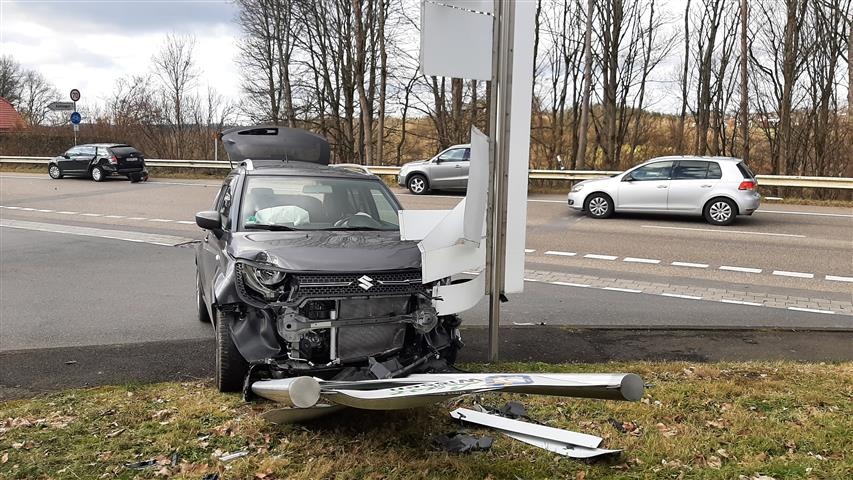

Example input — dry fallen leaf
[1,453,8,464]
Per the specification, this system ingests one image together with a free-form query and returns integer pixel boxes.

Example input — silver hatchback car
[568,156,760,226]
[397,144,471,194]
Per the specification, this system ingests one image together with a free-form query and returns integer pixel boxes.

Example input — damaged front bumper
[216,258,463,386]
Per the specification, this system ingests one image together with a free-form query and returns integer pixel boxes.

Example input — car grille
[292,270,425,302]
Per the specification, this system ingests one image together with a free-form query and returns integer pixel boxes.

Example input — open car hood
[228,230,421,272]
[221,126,331,165]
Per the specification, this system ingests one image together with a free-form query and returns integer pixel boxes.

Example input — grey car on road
[397,144,471,194]
[567,156,760,226]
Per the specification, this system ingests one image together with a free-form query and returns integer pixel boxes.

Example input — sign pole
[486,0,516,363]
[72,100,77,146]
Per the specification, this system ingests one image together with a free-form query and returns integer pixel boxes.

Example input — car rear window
[736,162,755,179]
[109,146,141,157]
[673,161,709,179]
[707,162,722,179]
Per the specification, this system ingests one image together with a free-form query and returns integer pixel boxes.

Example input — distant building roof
[0,97,24,130]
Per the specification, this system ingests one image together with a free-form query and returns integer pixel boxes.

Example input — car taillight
[738,180,756,190]
[109,155,118,164]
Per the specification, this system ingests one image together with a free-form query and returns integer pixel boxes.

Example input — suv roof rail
[331,163,373,175]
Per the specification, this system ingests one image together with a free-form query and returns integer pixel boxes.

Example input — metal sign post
[69,89,81,145]
[485,0,515,362]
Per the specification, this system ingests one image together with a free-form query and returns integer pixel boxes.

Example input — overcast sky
[1,0,242,107]
[0,0,696,114]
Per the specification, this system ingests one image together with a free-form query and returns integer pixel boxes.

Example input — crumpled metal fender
[213,259,284,362]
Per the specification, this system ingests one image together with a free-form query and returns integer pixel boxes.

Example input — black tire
[407,174,429,195]
[585,193,613,219]
[196,270,211,323]
[703,198,737,226]
[215,310,249,392]
[48,164,63,179]
[91,165,105,182]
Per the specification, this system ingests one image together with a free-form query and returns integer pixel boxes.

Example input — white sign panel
[420,0,492,80]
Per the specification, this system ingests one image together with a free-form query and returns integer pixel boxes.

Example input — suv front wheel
[407,174,428,195]
[215,310,249,392]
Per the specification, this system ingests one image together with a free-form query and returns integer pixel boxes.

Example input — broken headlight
[242,263,289,301]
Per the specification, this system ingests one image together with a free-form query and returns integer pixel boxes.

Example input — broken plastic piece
[124,459,157,469]
[262,404,346,424]
[218,450,249,462]
[450,408,602,449]
[503,431,621,459]
[499,401,528,419]
[432,431,494,453]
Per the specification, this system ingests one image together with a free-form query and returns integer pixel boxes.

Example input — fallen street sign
[48,101,75,111]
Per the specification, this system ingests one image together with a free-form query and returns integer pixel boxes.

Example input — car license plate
[126,157,138,162]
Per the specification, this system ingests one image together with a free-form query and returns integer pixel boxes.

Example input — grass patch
[1,362,850,479]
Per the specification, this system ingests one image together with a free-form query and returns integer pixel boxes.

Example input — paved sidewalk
[523,268,853,317]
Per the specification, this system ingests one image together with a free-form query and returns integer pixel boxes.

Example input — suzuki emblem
[357,275,374,291]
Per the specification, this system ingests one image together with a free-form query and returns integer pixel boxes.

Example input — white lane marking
[602,287,641,293]
[523,278,540,282]
[672,261,709,268]
[0,219,193,247]
[36,209,54,213]
[758,209,853,218]
[19,207,35,211]
[584,253,618,261]
[545,250,577,257]
[524,249,536,253]
[661,293,702,300]
[127,217,147,220]
[624,257,661,264]
[721,299,763,307]
[529,199,566,204]
[104,215,126,219]
[80,213,103,217]
[825,275,853,283]
[642,225,806,238]
[773,270,814,279]
[56,211,78,215]
[719,265,762,273]
[177,220,196,225]
[550,281,591,288]
[764,196,784,201]
[3,206,22,209]
[788,306,835,315]
[148,218,173,223]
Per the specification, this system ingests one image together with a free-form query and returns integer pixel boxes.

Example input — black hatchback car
[48,143,148,182]
[195,126,461,392]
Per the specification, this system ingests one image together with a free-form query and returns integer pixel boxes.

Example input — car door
[199,177,236,305]
[616,161,673,211]
[72,146,96,171]
[667,160,722,212]
[57,146,82,172]
[429,147,468,188]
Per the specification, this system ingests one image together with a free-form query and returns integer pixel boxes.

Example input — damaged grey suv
[195,126,462,392]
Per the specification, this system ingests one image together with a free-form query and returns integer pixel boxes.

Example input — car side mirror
[434,158,442,164]
[62,154,70,159]
[622,174,634,182]
[195,210,222,231]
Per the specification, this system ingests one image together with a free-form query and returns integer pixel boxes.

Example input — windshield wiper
[244,223,298,231]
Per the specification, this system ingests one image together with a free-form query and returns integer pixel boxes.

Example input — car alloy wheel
[408,175,427,194]
[708,201,732,223]
[588,197,609,217]
[48,165,62,179]
[91,166,104,182]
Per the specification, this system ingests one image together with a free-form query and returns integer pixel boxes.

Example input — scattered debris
[433,431,494,453]
[218,450,249,462]
[608,417,627,433]
[64,360,77,365]
[451,408,619,459]
[201,473,220,480]
[124,459,158,469]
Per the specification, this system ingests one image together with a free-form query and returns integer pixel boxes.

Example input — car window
[629,161,673,181]
[110,146,141,157]
[217,176,238,227]
[240,176,400,231]
[707,162,722,179]
[736,162,755,179]
[65,146,83,156]
[438,148,468,162]
[80,146,96,156]
[673,161,709,180]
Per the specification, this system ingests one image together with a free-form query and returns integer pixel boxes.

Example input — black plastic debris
[500,401,528,419]
[608,417,627,433]
[201,474,220,480]
[124,459,158,469]
[433,432,494,453]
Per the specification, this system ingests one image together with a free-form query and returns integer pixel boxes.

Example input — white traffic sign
[70,89,81,102]
[48,101,75,111]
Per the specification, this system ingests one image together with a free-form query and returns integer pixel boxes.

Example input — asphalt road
[0,172,851,396]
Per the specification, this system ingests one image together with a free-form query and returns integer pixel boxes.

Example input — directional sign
[70,89,81,102]
[70,112,82,124]
[48,101,75,111]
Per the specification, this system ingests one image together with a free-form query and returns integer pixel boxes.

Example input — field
[1,361,850,479]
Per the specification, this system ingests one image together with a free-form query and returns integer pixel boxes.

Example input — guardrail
[2,156,851,189]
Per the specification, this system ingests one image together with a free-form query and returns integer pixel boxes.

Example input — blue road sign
[70,112,81,124]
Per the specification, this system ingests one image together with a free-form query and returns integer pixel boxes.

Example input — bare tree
[0,55,23,105]
[18,70,59,126]
[739,0,750,162]
[152,33,200,159]
[576,0,594,169]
